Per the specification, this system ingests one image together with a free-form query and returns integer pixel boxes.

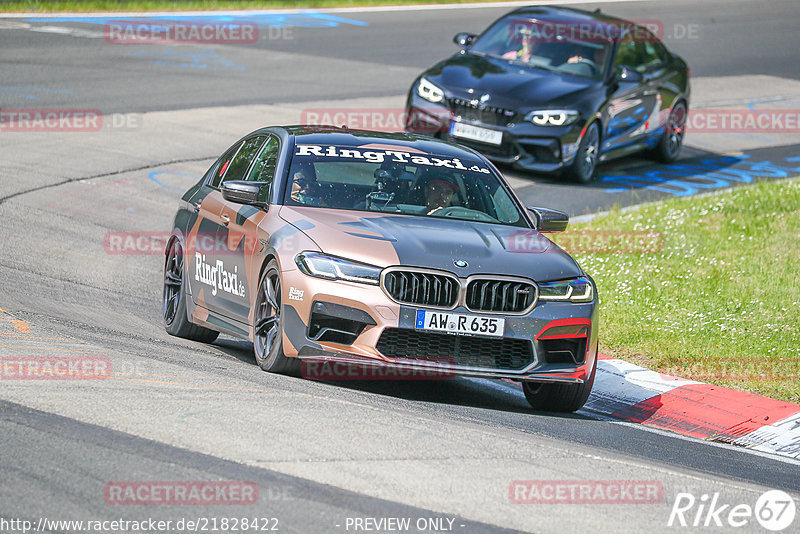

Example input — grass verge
[553,178,800,403]
[2,0,496,13]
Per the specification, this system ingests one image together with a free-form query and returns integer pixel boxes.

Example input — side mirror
[453,32,476,49]
[528,207,569,232]
[221,180,269,208]
[616,65,643,82]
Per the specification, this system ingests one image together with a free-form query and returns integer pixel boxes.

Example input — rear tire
[163,238,219,343]
[522,355,597,412]
[650,101,686,163]
[564,122,600,184]
[253,260,299,375]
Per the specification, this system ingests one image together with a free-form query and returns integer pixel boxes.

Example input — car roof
[505,6,641,42]
[268,125,487,160]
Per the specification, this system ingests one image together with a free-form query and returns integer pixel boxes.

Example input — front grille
[466,279,536,313]
[448,97,516,127]
[383,270,458,308]
[377,328,534,371]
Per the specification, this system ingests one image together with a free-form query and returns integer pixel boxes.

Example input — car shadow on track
[211,337,259,365]
[507,143,800,192]
[210,337,594,420]
[498,144,798,214]
[498,144,727,186]
[326,377,597,421]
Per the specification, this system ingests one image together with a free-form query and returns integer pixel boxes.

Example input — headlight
[417,77,445,103]
[525,110,579,127]
[538,277,594,303]
[295,252,381,285]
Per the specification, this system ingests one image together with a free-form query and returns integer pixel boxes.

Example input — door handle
[221,213,230,227]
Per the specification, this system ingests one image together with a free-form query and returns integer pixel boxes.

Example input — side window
[245,136,280,184]
[210,142,243,188]
[643,39,666,70]
[201,159,220,185]
[220,136,266,185]
[615,33,644,71]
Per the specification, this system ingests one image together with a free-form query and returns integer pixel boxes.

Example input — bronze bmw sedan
[163,126,598,411]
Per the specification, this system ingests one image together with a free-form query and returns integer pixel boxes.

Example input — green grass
[2,0,497,12]
[553,178,800,403]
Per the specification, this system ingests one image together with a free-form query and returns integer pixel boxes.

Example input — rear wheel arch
[162,235,219,343]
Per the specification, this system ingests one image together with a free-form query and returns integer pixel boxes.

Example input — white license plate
[415,310,505,337]
[449,122,503,146]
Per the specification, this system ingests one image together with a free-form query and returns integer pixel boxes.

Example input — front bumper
[279,266,599,384]
[405,93,587,173]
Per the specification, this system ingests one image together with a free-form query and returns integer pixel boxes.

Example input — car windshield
[469,16,612,79]
[284,143,529,227]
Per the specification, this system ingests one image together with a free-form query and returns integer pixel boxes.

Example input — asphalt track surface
[1,1,799,533]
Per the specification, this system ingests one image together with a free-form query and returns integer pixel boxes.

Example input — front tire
[253,260,299,375]
[163,238,219,343]
[564,122,600,184]
[522,355,597,412]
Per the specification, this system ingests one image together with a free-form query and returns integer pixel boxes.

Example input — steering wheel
[569,58,599,76]
[432,206,498,222]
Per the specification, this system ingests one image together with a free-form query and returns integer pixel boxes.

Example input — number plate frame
[415,310,505,337]
[449,122,503,146]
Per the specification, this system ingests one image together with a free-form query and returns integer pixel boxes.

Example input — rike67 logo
[668,490,796,531]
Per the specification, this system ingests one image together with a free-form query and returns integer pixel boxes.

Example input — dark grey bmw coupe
[405,6,690,182]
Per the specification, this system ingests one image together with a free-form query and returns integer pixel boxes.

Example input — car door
[640,37,682,134]
[603,31,661,153]
[216,135,282,324]
[185,140,244,313]
[209,134,269,322]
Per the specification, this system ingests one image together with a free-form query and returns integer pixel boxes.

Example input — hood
[424,53,595,109]
[280,206,581,282]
